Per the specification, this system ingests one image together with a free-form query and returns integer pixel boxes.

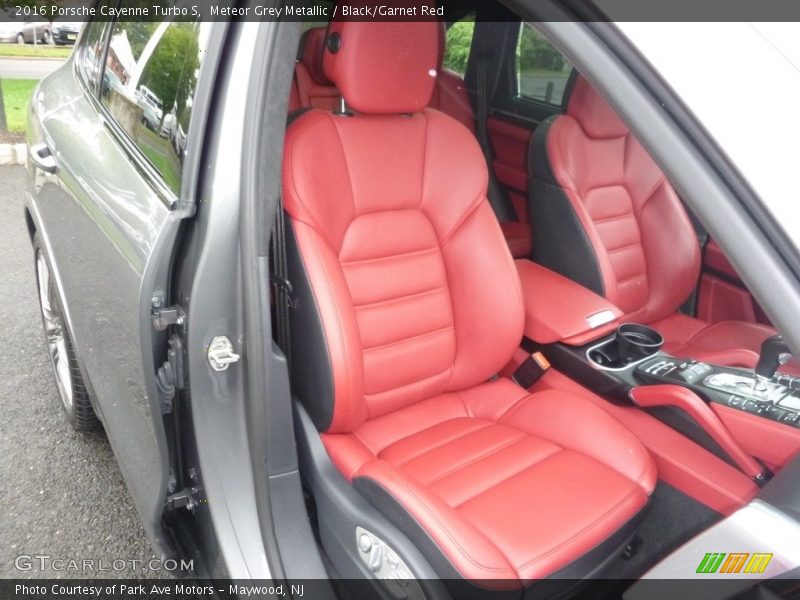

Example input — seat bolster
[353,460,520,584]
[498,389,657,495]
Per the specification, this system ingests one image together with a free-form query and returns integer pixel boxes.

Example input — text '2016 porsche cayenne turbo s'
[23,1,800,598]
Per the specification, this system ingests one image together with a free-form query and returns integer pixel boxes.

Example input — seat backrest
[529,75,700,324]
[282,20,524,434]
[293,26,339,111]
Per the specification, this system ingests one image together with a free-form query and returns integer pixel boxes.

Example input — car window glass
[442,14,475,76]
[516,24,572,106]
[100,17,207,194]
[81,14,109,93]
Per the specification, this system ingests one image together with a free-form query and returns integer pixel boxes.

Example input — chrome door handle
[29,142,58,174]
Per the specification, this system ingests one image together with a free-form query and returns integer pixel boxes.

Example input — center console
[634,358,800,427]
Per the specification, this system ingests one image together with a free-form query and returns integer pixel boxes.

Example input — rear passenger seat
[290,27,339,112]
[289,25,532,257]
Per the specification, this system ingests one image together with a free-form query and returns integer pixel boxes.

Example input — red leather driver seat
[282,22,655,587]
[530,74,785,369]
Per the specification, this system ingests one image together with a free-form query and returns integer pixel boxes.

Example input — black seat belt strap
[270,199,293,369]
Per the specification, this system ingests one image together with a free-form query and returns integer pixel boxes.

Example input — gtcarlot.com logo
[696,552,773,574]
[14,554,193,573]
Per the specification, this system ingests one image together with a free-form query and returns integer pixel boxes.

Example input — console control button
[781,412,799,425]
[678,362,713,384]
[727,395,744,408]
[742,399,765,415]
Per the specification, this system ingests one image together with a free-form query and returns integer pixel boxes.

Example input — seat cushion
[323,378,656,583]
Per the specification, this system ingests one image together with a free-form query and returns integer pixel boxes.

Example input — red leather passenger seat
[283,21,655,586]
[530,75,784,367]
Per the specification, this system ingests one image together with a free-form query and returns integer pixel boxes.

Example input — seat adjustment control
[355,527,424,600]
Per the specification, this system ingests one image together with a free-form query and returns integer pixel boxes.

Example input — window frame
[487,21,569,127]
[76,13,188,207]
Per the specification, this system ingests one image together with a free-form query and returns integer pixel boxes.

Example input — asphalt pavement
[0,166,165,579]
[0,58,66,79]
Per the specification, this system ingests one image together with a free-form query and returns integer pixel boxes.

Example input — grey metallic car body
[24,4,329,579]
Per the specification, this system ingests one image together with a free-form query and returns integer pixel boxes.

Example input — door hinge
[165,486,202,513]
[156,335,184,414]
[152,305,185,331]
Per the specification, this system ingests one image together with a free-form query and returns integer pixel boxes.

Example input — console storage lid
[516,259,623,346]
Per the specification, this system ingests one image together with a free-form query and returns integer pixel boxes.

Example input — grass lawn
[2,78,37,133]
[138,127,182,193]
[0,44,73,59]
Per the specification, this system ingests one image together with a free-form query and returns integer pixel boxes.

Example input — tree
[442,20,474,76]
[517,27,565,73]
[138,23,200,128]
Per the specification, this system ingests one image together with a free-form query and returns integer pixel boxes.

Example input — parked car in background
[159,108,176,138]
[0,22,23,44]
[135,85,164,131]
[21,20,52,44]
[52,21,82,45]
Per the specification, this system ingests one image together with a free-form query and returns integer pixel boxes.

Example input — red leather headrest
[323,21,439,114]
[300,27,331,86]
[566,75,629,139]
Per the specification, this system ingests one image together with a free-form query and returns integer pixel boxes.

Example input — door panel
[487,115,532,222]
[698,239,771,326]
[27,55,174,553]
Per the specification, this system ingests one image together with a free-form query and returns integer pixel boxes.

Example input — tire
[33,234,100,432]
[16,33,23,45]
[42,29,51,44]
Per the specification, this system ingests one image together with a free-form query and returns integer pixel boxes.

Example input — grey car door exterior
[25,15,206,555]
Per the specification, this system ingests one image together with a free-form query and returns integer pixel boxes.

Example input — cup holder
[587,323,664,370]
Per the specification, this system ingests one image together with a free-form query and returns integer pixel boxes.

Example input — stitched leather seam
[362,325,454,354]
[341,245,440,266]
[616,272,646,285]
[439,193,487,247]
[591,212,636,225]
[386,422,495,467]
[450,447,561,509]
[366,409,473,456]
[514,486,643,572]
[362,469,514,574]
[423,432,529,487]
[365,364,454,404]
[607,241,642,255]
[330,115,360,216]
[496,391,539,423]
[354,285,448,312]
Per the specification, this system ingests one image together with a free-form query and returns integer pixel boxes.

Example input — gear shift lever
[754,335,792,390]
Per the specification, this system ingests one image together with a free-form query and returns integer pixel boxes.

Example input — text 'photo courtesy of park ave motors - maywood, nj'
[11,1,445,20]
[14,584,305,598]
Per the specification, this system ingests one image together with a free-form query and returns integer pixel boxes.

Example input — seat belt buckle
[512,352,550,389]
